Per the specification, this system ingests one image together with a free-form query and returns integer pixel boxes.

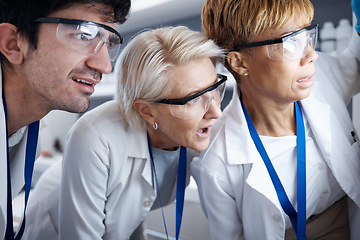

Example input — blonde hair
[115,26,224,129]
[202,0,314,51]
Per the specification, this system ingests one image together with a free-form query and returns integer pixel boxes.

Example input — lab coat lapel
[142,155,153,188]
[123,125,154,192]
[225,86,260,165]
[0,65,8,239]
[302,88,360,205]
[301,95,332,161]
[130,127,153,189]
[224,88,283,209]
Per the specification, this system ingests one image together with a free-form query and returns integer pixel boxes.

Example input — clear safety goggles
[33,17,123,61]
[234,24,318,62]
[156,74,227,120]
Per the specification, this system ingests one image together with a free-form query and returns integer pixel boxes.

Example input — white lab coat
[23,100,192,240]
[191,32,360,240]
[0,62,38,240]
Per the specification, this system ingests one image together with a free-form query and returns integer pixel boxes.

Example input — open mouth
[73,78,94,86]
[196,127,210,137]
[297,77,313,88]
[201,127,208,134]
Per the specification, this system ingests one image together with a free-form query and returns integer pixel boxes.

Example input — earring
[244,72,249,76]
[153,122,158,130]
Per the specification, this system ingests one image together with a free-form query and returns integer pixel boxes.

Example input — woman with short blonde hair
[23,26,227,240]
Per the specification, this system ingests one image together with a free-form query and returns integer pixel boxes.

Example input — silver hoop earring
[153,122,158,130]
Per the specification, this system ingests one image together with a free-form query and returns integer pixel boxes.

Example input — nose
[204,98,223,120]
[85,42,113,74]
[300,44,318,65]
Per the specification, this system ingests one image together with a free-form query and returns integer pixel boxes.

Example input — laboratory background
[13,0,358,239]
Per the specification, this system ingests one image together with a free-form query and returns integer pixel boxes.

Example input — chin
[67,101,90,113]
[189,140,210,152]
[298,89,312,100]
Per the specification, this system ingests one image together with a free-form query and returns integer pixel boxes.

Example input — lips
[72,78,95,86]
[296,76,313,88]
[196,126,211,138]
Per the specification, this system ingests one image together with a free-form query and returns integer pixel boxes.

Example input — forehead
[166,57,218,98]
[48,3,115,28]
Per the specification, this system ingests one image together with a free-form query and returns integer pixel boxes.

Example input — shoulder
[66,100,148,162]
[72,100,134,142]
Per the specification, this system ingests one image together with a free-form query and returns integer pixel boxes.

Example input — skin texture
[0,3,115,135]
[228,19,318,137]
[137,57,223,152]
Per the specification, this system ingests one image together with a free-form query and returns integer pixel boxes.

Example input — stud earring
[153,122,158,130]
[244,72,249,76]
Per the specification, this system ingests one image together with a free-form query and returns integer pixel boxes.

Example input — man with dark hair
[0,0,130,239]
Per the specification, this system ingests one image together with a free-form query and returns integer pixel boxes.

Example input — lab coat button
[272,214,282,222]
[143,200,152,208]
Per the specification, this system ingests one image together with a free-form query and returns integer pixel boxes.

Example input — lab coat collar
[222,86,284,209]
[0,61,7,239]
[223,84,333,165]
[300,89,332,160]
[126,124,153,187]
[222,84,333,210]
[224,86,260,165]
[127,123,150,159]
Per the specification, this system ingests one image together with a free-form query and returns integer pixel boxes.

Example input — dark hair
[0,0,131,60]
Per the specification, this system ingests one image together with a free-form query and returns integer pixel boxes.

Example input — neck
[147,126,179,151]
[241,92,296,137]
[2,68,48,136]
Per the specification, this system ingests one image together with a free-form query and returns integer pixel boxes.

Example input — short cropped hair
[202,0,314,52]
[115,26,225,130]
[0,0,130,60]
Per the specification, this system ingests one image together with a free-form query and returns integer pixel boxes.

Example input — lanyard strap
[147,133,187,240]
[240,97,306,239]
[2,87,39,240]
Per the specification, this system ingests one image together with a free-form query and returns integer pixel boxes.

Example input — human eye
[77,24,99,40]
[72,31,95,41]
[62,24,98,44]
[187,96,200,105]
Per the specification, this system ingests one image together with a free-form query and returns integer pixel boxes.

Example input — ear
[133,99,156,126]
[0,23,27,64]
[227,51,249,77]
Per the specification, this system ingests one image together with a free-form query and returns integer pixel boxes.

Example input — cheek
[170,120,197,141]
[265,62,298,84]
[172,120,195,135]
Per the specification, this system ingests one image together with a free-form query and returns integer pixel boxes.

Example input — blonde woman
[23,26,226,240]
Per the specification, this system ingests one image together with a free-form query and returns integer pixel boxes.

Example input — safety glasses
[33,17,123,61]
[234,24,318,62]
[156,74,227,120]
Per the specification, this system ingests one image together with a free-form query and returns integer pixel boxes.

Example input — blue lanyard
[240,96,306,239]
[147,133,187,240]
[2,87,39,240]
